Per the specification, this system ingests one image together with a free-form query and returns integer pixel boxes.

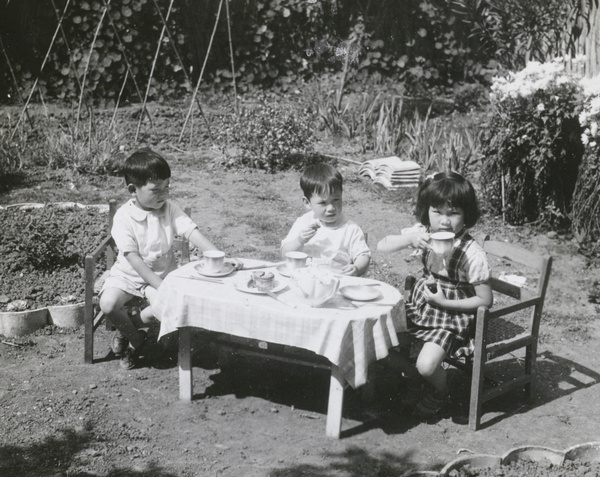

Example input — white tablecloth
[154,260,406,388]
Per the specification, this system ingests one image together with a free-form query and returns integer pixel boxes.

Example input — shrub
[571,75,600,245]
[218,103,316,172]
[480,58,584,229]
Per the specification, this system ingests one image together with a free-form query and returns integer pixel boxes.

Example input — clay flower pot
[47,302,85,328]
[0,307,49,337]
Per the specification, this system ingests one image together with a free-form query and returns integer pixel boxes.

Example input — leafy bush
[571,76,600,245]
[218,103,317,172]
[480,59,584,229]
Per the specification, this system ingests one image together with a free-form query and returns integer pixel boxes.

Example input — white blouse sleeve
[463,243,491,284]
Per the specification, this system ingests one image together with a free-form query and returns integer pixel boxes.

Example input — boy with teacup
[100,147,239,369]
[281,163,371,276]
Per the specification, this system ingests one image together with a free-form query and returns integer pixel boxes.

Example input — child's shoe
[414,389,448,420]
[111,331,129,357]
[119,331,148,370]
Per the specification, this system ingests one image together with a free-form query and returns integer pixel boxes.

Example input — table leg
[326,364,345,438]
[178,327,193,401]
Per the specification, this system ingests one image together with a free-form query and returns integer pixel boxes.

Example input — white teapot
[289,266,340,307]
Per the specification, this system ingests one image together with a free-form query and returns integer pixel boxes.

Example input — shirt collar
[126,199,167,222]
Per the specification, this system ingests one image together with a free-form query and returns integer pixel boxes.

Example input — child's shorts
[100,274,147,300]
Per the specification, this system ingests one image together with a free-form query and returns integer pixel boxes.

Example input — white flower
[591,141,597,148]
[582,133,589,145]
[592,122,598,137]
[580,111,589,126]
[536,103,545,112]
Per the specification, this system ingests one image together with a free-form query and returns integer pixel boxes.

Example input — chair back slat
[483,240,546,271]
[489,276,522,299]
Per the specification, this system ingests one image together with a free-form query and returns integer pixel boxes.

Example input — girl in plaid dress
[378,172,492,418]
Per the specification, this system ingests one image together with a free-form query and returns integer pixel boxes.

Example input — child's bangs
[430,181,467,210]
[314,181,342,197]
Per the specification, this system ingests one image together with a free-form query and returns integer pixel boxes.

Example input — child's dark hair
[416,171,480,228]
[122,148,171,187]
[300,163,343,199]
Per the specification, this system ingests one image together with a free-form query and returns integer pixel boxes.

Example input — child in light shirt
[100,147,238,370]
[281,163,370,276]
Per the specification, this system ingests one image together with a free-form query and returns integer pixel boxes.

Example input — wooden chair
[84,200,191,364]
[403,239,552,430]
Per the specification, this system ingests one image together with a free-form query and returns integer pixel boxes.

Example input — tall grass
[43,114,124,174]
[0,113,29,175]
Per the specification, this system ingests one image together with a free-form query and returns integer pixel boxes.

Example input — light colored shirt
[282,211,371,267]
[402,223,490,284]
[109,199,197,285]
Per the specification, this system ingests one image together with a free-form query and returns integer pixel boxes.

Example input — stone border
[0,202,108,337]
[403,442,600,477]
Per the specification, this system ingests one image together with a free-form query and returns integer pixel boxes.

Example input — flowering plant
[481,57,584,229]
[578,76,600,150]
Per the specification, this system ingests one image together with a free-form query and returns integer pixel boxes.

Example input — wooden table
[154,259,406,438]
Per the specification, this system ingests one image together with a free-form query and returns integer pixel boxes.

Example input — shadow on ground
[188,333,600,437]
[0,427,180,477]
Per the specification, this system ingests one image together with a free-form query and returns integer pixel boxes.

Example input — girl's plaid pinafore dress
[405,232,478,358]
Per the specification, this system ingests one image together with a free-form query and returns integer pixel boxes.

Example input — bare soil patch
[1,106,600,477]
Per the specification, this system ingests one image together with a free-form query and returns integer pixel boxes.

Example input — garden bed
[0,202,109,334]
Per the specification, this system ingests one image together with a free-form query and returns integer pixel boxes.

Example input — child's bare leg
[100,288,146,349]
[416,342,447,397]
[141,286,160,324]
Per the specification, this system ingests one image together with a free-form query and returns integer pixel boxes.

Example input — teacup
[285,251,308,270]
[429,231,455,256]
[203,250,225,273]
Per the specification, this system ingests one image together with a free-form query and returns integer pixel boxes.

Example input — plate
[234,276,287,295]
[339,285,382,301]
[194,261,236,277]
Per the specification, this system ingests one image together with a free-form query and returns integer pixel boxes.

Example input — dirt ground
[2,137,600,477]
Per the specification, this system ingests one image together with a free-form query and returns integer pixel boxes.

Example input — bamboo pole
[110,69,129,129]
[102,0,151,117]
[76,0,110,132]
[11,0,72,139]
[149,0,214,144]
[135,0,176,142]
[225,0,238,114]
[0,34,34,129]
[179,0,224,143]
[49,0,82,94]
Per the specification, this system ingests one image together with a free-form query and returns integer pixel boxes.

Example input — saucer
[276,264,291,277]
[234,276,286,295]
[195,261,236,277]
[339,285,382,301]
[276,264,308,277]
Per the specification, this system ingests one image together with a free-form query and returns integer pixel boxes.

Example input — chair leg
[469,348,485,431]
[84,303,94,364]
[525,343,537,403]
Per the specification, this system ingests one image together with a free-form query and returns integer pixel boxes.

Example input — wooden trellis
[7,0,238,146]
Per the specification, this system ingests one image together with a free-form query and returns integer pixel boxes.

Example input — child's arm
[377,232,431,253]
[281,222,320,255]
[187,228,218,253]
[424,281,493,311]
[187,228,242,269]
[342,253,370,276]
[125,252,164,290]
